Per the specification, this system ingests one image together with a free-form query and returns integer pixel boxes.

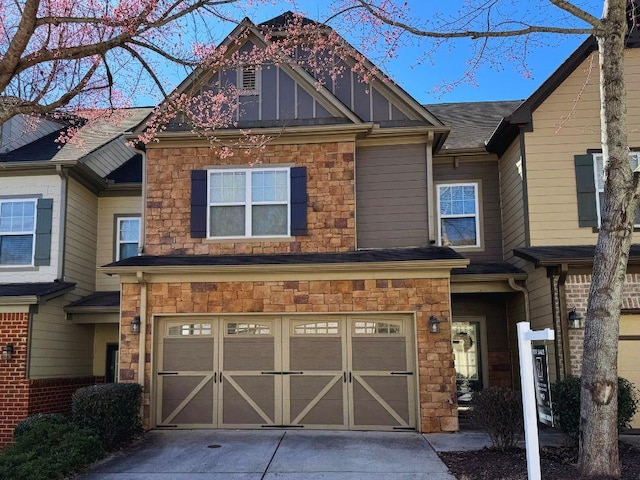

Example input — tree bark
[579,0,637,477]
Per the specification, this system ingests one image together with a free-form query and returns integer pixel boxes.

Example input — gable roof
[426,100,522,151]
[486,36,601,156]
[139,13,444,135]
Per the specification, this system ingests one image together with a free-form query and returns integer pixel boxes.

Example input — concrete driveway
[77,430,455,480]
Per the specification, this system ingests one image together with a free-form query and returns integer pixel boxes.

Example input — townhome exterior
[487,36,640,428]
[101,14,489,434]
[0,109,149,443]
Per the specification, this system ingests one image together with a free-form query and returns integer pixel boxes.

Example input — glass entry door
[452,321,483,405]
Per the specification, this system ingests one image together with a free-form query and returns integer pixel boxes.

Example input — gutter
[136,272,147,387]
[133,146,147,255]
[556,264,572,378]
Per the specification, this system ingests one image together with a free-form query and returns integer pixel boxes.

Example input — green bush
[0,421,103,480]
[72,382,143,451]
[471,387,524,450]
[551,376,640,443]
[13,413,68,439]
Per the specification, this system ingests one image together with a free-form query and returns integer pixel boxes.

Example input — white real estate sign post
[516,322,555,480]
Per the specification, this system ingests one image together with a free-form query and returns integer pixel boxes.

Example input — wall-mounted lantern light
[131,315,141,335]
[567,307,584,329]
[2,344,14,361]
[429,316,441,334]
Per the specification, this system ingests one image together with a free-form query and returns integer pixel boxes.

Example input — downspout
[55,165,69,280]
[136,272,147,387]
[556,263,571,378]
[508,278,530,388]
[133,147,147,254]
[426,132,436,243]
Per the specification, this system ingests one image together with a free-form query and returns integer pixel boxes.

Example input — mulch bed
[439,442,640,479]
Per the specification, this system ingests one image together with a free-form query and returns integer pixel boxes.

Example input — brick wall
[564,273,640,375]
[119,277,459,433]
[28,376,104,417]
[487,351,512,388]
[0,312,30,445]
[145,142,356,256]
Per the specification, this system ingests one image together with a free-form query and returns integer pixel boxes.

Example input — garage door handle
[343,372,347,383]
[158,372,178,376]
[282,371,304,375]
[390,371,414,375]
[261,371,281,375]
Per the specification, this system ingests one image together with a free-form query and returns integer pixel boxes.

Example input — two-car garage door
[155,315,416,431]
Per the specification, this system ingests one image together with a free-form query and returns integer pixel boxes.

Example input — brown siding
[433,155,503,262]
[451,294,509,351]
[499,138,527,265]
[356,144,429,249]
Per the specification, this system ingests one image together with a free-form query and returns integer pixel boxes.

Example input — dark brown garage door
[155,315,416,430]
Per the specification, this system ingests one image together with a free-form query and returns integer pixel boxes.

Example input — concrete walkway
[77,430,456,480]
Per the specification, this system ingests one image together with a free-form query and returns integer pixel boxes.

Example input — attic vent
[241,65,257,92]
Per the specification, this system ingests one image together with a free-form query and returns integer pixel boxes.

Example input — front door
[452,319,484,405]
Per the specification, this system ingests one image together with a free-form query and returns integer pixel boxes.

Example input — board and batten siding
[29,295,94,379]
[0,174,61,282]
[96,195,141,291]
[433,155,503,262]
[64,178,98,297]
[499,137,527,265]
[356,144,429,249]
[525,48,640,246]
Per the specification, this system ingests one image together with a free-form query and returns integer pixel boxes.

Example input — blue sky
[143,1,599,106]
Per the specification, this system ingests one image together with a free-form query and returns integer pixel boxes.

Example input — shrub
[72,382,143,450]
[551,376,640,444]
[470,387,524,450]
[13,413,68,439]
[0,421,103,480]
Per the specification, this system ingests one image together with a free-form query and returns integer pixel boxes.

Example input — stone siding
[145,142,356,255]
[119,277,459,433]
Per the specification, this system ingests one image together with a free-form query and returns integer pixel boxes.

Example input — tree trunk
[579,0,637,477]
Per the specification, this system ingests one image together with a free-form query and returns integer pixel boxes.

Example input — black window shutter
[290,167,308,236]
[34,198,53,266]
[574,153,598,228]
[191,170,208,238]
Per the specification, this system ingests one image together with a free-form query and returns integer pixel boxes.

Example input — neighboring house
[485,35,640,429]
[0,109,150,443]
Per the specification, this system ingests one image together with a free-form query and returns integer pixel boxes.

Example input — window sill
[202,236,293,244]
[0,266,39,272]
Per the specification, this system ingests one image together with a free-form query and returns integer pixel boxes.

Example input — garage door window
[226,322,271,335]
[353,320,402,335]
[167,323,213,336]
[292,321,339,335]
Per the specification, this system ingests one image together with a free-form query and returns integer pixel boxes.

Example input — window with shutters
[593,152,640,227]
[208,167,290,238]
[0,198,37,266]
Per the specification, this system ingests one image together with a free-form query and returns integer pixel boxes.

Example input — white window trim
[206,167,291,239]
[593,152,640,228]
[0,198,37,267]
[436,182,481,249]
[115,216,141,261]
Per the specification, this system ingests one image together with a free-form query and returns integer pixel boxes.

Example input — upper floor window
[437,183,480,248]
[116,216,140,260]
[0,199,36,266]
[208,168,290,238]
[593,152,640,226]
